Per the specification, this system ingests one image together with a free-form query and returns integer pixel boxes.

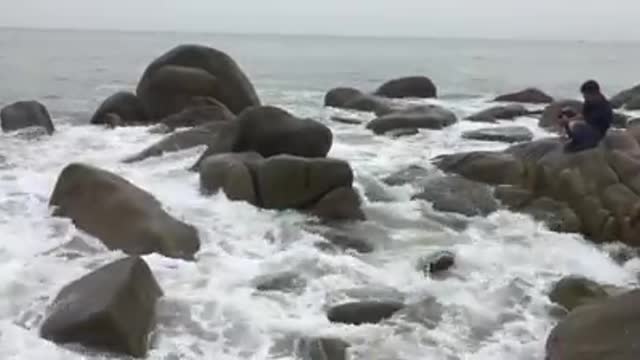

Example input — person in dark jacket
[560,80,613,152]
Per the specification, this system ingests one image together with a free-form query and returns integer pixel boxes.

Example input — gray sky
[0,0,636,41]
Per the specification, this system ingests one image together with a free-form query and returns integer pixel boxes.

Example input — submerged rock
[327,301,405,325]
[136,44,260,118]
[387,127,419,138]
[40,256,163,357]
[323,87,393,114]
[493,88,553,103]
[374,76,437,98]
[383,165,431,186]
[546,289,640,360]
[254,271,306,293]
[1,100,54,134]
[417,250,456,275]
[465,104,529,122]
[367,105,457,134]
[296,338,350,360]
[390,297,445,329]
[90,91,148,125]
[412,175,499,217]
[330,116,363,125]
[462,126,534,143]
[50,163,200,259]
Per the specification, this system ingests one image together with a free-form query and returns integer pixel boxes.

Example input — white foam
[0,94,635,360]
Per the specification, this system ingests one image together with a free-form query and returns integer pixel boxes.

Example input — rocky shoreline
[2,43,640,359]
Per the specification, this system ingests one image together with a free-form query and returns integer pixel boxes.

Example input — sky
[0,0,637,41]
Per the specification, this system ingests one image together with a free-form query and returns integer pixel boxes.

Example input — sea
[1,28,640,360]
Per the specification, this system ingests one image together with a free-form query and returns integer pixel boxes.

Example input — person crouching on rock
[559,80,613,152]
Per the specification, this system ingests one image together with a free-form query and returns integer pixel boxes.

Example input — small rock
[417,251,455,275]
[40,256,163,357]
[466,104,529,122]
[327,301,405,325]
[367,105,457,134]
[254,272,306,293]
[493,88,554,104]
[330,116,363,125]
[412,176,499,217]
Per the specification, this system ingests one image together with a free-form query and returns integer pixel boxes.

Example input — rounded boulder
[90,91,148,125]
[375,76,437,98]
[1,100,54,134]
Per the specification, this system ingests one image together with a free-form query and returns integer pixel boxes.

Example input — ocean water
[0,28,639,359]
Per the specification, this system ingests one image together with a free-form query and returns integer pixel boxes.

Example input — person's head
[580,80,601,101]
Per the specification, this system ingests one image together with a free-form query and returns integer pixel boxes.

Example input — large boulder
[199,152,262,203]
[90,91,148,125]
[198,154,364,221]
[434,130,640,245]
[124,122,233,163]
[367,105,457,134]
[493,88,554,103]
[466,104,529,122]
[50,163,200,259]
[40,256,162,357]
[462,126,534,143]
[546,290,640,360]
[412,175,499,217]
[549,276,610,312]
[136,44,260,119]
[540,99,583,129]
[158,97,235,130]
[327,301,405,325]
[624,95,640,111]
[193,106,332,169]
[610,84,640,109]
[374,76,437,98]
[1,100,54,134]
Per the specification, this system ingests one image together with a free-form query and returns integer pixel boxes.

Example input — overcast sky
[0,0,636,41]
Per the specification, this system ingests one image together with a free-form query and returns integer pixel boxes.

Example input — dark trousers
[564,122,604,152]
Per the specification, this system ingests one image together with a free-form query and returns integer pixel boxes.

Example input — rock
[193,106,332,168]
[546,289,640,360]
[327,301,405,325]
[315,229,374,253]
[330,116,363,125]
[610,84,640,109]
[124,122,232,163]
[549,276,610,312]
[367,105,457,134]
[296,338,350,360]
[343,94,393,114]
[375,76,437,98]
[254,271,306,293]
[540,99,583,129]
[158,98,235,130]
[40,256,162,357]
[1,100,54,134]
[433,131,640,245]
[198,152,262,203]
[433,151,525,186]
[136,44,260,118]
[412,176,498,217]
[50,163,200,259]
[383,165,431,186]
[90,91,148,125]
[417,251,455,275]
[494,185,535,208]
[466,104,529,122]
[493,88,554,103]
[387,127,419,138]
[324,87,363,108]
[255,155,354,210]
[309,187,366,221]
[613,112,630,128]
[233,106,332,158]
[462,126,534,143]
[625,95,640,110]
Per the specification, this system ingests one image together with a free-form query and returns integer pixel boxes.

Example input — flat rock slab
[40,256,163,357]
[462,126,534,143]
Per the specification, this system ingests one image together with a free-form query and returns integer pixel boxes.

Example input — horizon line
[1,25,638,45]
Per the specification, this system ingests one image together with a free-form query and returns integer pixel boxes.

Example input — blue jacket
[582,94,613,135]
